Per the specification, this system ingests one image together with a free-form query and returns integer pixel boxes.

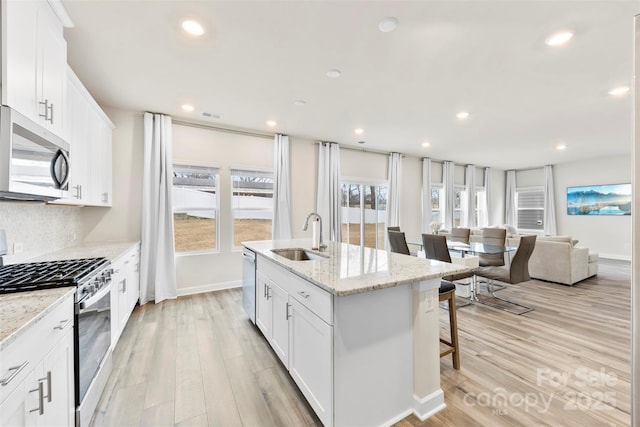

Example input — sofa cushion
[539,235,572,244]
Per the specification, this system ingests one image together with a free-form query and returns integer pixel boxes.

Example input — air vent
[202,112,220,119]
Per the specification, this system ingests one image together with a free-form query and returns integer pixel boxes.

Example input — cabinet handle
[48,103,54,124]
[297,291,310,299]
[266,285,271,300]
[29,381,45,415]
[121,279,127,294]
[0,361,29,386]
[286,302,291,320]
[39,371,52,403]
[102,192,109,203]
[53,318,72,331]
[39,99,49,120]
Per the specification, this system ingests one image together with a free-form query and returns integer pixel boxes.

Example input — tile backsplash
[0,202,82,264]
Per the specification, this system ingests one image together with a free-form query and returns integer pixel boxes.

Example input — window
[476,188,487,226]
[516,188,544,231]
[172,164,219,253]
[341,181,388,250]
[454,187,464,227]
[431,185,443,223]
[231,168,273,247]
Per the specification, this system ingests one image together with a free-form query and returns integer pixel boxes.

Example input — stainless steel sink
[271,248,328,261]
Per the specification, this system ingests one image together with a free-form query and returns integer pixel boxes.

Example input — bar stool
[439,280,460,370]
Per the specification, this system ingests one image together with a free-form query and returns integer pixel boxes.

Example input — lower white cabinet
[110,244,141,347]
[0,292,75,426]
[256,257,333,426]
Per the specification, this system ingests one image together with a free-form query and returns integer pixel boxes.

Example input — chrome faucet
[302,212,326,251]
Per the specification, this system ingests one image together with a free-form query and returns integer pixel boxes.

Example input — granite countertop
[0,287,76,350]
[26,241,140,263]
[243,239,469,296]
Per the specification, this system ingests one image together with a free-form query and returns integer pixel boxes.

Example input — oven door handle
[78,282,112,312]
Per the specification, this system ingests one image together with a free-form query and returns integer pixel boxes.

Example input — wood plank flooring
[91,259,631,427]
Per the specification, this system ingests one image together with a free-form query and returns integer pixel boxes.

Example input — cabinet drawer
[0,293,74,403]
[286,273,332,325]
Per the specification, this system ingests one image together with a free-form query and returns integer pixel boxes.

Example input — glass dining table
[410,240,518,303]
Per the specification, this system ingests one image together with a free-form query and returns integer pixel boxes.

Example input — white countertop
[26,241,140,263]
[243,239,469,296]
[0,287,76,350]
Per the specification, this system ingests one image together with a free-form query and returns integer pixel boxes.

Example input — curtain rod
[172,119,274,139]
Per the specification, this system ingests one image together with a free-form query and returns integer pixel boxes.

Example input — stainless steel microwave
[0,105,70,201]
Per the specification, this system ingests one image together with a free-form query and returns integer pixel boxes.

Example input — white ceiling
[61,0,639,170]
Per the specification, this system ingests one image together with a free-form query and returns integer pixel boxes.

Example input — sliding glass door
[341,181,388,250]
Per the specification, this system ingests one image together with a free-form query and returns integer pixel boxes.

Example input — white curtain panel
[443,161,455,230]
[422,158,432,233]
[543,165,558,236]
[386,153,402,227]
[505,170,517,228]
[140,112,177,305]
[272,134,292,240]
[316,142,342,242]
[482,167,492,227]
[464,165,476,228]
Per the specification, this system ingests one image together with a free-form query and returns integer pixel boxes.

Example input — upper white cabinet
[60,67,114,207]
[1,0,67,138]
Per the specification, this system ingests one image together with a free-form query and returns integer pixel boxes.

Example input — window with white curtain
[231,168,274,248]
[476,187,486,226]
[516,187,545,231]
[341,180,388,250]
[431,185,443,223]
[172,164,219,253]
[454,186,465,227]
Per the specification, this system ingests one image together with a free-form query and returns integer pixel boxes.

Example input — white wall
[555,155,631,260]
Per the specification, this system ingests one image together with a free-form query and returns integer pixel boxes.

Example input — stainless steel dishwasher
[242,247,256,323]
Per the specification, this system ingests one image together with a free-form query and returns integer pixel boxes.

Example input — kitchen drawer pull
[29,381,44,415]
[286,302,291,320]
[54,318,73,330]
[297,291,310,299]
[0,361,29,386]
[39,371,52,402]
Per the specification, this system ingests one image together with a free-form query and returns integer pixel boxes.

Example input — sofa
[525,236,598,285]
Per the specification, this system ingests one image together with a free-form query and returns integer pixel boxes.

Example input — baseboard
[597,253,631,262]
[412,389,446,421]
[177,280,242,296]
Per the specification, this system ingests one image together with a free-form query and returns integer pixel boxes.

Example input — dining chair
[421,234,474,282]
[479,227,507,267]
[474,235,537,314]
[388,230,410,255]
[387,226,401,232]
[449,227,471,244]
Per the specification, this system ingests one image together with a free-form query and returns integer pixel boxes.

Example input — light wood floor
[91,260,631,427]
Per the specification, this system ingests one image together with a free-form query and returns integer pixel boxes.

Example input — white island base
[333,279,443,426]
[247,240,465,427]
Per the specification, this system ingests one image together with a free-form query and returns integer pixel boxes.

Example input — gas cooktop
[0,258,110,294]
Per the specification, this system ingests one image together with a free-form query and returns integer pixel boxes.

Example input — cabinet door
[269,282,289,367]
[37,1,67,137]
[288,298,333,426]
[256,273,272,338]
[64,73,90,203]
[41,329,74,426]
[110,264,126,347]
[1,0,38,119]
[0,379,28,426]
[127,250,140,313]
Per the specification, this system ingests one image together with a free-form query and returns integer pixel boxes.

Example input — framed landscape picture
[567,183,631,215]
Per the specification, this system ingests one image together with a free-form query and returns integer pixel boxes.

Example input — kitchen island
[243,239,469,427]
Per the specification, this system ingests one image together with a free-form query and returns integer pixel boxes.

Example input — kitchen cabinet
[111,244,140,347]
[256,257,333,426]
[56,66,114,207]
[1,0,67,138]
[0,292,74,426]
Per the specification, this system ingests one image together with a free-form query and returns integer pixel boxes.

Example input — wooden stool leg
[448,293,460,369]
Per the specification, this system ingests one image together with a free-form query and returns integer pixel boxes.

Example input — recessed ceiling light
[608,86,630,96]
[354,128,364,135]
[556,143,567,151]
[421,141,431,148]
[379,17,398,33]
[326,69,341,78]
[181,104,194,112]
[545,31,573,46]
[293,100,306,107]
[181,19,205,36]
[266,120,277,127]
[456,111,470,120]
